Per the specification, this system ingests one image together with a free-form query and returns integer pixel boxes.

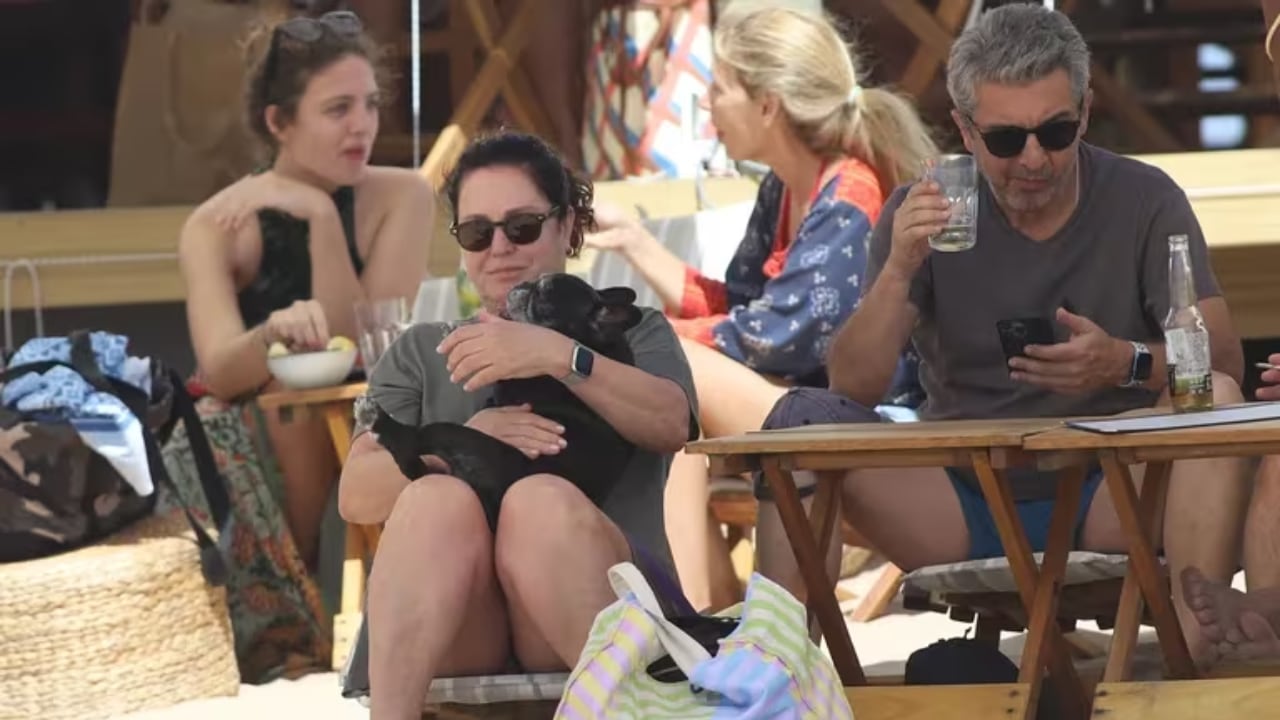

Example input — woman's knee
[494,475,626,580]
[385,474,490,542]
[1211,371,1244,404]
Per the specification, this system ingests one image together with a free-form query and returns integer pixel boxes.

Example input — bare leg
[665,450,740,612]
[1180,453,1280,662]
[666,337,787,611]
[368,477,510,720]
[263,404,338,569]
[494,474,633,669]
[756,466,969,604]
[1129,372,1251,666]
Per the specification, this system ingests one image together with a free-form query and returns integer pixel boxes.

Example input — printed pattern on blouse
[675,159,882,382]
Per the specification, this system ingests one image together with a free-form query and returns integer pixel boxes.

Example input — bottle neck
[1168,242,1196,310]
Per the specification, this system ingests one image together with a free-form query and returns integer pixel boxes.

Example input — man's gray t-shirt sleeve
[1139,181,1223,328]
[628,309,701,441]
[863,184,932,311]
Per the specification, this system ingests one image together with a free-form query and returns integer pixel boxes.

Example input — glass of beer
[924,154,978,252]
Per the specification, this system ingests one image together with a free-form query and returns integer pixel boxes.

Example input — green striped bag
[555,563,854,719]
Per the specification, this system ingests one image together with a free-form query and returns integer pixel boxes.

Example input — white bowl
[267,348,358,390]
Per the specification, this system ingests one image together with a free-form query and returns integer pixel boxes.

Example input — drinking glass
[924,154,978,252]
[354,297,409,370]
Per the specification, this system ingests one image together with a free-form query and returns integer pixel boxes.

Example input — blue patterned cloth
[711,172,872,385]
[2,332,155,495]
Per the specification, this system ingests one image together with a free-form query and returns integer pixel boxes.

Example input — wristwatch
[561,343,595,386]
[1121,341,1153,388]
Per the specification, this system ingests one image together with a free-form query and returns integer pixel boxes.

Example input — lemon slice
[267,341,290,358]
[327,336,356,352]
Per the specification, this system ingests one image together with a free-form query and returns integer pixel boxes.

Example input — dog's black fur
[372,274,642,530]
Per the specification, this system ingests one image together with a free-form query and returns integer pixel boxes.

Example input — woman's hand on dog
[438,313,575,391]
[465,404,567,458]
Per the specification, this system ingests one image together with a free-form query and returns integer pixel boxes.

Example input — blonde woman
[586,5,939,611]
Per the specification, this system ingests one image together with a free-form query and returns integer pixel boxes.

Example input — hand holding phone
[996,317,1057,364]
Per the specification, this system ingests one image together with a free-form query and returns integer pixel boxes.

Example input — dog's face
[505,274,641,350]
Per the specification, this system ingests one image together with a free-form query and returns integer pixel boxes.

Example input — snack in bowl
[266,335,358,390]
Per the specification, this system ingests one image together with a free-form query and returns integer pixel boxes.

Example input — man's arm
[827,186,928,407]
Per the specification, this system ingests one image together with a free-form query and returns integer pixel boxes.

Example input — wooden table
[1023,417,1280,716]
[256,381,379,670]
[686,418,1091,720]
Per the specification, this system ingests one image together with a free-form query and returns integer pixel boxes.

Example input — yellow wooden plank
[1093,678,1280,718]
[846,684,1030,720]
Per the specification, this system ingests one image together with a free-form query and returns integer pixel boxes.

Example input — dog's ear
[597,286,637,306]
[594,303,643,333]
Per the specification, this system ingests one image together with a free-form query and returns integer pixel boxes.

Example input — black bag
[0,330,230,585]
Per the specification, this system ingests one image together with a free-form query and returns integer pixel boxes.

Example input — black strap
[0,334,231,585]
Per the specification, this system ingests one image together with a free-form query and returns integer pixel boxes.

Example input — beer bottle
[1163,234,1213,412]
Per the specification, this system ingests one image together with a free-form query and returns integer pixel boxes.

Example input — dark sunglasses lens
[503,214,546,244]
[982,128,1028,158]
[1036,120,1080,151]
[455,222,494,251]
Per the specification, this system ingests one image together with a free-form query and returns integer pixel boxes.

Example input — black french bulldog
[372,273,642,531]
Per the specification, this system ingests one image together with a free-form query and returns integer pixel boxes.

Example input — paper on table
[1067,402,1280,434]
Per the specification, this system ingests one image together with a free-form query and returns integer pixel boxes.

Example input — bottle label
[1165,328,1212,379]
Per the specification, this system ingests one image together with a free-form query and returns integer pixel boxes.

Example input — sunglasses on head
[971,116,1081,159]
[450,207,561,252]
[261,11,363,104]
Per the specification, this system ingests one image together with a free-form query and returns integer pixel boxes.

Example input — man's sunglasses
[262,11,363,104]
[972,117,1081,159]
[450,208,561,252]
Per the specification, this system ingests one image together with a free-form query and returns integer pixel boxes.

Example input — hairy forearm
[570,356,689,454]
[308,207,366,340]
[338,442,410,525]
[622,233,692,313]
[828,271,918,407]
[199,324,272,401]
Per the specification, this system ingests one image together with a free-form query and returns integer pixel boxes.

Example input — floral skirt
[158,395,331,683]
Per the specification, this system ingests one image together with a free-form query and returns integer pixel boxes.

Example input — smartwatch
[561,343,595,386]
[1121,341,1153,388]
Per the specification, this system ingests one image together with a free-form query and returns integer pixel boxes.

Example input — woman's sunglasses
[450,208,561,252]
[261,11,363,104]
[973,117,1081,159]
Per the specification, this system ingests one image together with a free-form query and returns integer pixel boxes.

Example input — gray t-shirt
[350,308,699,571]
[865,143,1221,499]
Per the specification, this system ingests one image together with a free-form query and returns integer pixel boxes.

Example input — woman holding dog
[339,131,699,720]
[586,5,939,611]
[171,10,430,679]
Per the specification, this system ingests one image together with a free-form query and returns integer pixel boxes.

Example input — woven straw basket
[0,511,240,719]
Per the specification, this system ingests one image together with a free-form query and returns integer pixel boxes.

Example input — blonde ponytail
[715,6,940,195]
[841,87,939,190]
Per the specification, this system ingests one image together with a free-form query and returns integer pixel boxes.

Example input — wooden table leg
[971,452,1089,720]
[1099,451,1197,679]
[761,457,866,686]
[1102,460,1171,683]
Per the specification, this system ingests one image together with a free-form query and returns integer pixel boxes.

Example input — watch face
[573,346,595,377]
[1135,347,1153,381]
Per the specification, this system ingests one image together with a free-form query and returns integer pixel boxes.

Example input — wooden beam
[1089,60,1183,153]
[898,0,971,99]
[463,0,558,141]
[846,684,1029,720]
[1093,678,1280,718]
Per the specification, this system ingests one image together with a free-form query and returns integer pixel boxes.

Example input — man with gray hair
[752,3,1250,667]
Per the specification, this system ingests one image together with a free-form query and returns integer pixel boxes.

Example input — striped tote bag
[555,563,854,719]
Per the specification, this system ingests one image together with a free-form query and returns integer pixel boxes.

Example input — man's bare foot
[1180,567,1280,663]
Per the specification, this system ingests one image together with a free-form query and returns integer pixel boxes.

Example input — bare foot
[1180,567,1280,663]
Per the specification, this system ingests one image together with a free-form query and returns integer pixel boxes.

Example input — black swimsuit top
[236,185,363,329]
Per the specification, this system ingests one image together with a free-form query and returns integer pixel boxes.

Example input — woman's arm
[709,201,873,380]
[179,211,273,400]
[310,169,435,339]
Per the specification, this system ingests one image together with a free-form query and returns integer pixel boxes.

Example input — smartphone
[996,317,1057,363]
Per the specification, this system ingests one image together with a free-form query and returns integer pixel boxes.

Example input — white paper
[1067,402,1280,434]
